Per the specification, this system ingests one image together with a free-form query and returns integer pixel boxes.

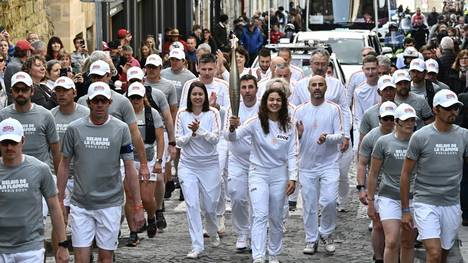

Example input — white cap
[145,54,163,67]
[88,82,112,100]
[433,89,463,108]
[126,66,144,81]
[170,41,185,51]
[426,59,439,74]
[89,60,111,76]
[379,101,397,117]
[0,118,24,143]
[11,72,33,87]
[403,47,419,58]
[409,58,426,72]
[378,75,395,91]
[169,48,185,60]
[127,82,146,97]
[53,77,75,90]
[395,103,417,120]
[392,69,411,83]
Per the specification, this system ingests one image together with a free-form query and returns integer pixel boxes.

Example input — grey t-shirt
[0,155,56,253]
[372,133,413,200]
[51,104,90,177]
[160,68,196,106]
[135,108,164,162]
[61,116,133,210]
[395,92,433,130]
[359,127,385,160]
[0,104,59,163]
[145,78,178,106]
[78,90,137,125]
[360,103,380,135]
[406,124,468,206]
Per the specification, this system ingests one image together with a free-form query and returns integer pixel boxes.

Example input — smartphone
[60,68,68,77]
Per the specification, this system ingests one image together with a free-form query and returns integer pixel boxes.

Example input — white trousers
[250,165,288,259]
[179,161,221,252]
[216,138,229,217]
[227,160,251,236]
[301,168,339,242]
[337,147,353,206]
[0,249,45,263]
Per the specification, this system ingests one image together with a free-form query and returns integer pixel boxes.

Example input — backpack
[144,105,156,144]
[144,85,161,113]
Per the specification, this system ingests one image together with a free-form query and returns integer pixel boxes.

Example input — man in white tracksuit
[224,74,260,250]
[294,75,344,255]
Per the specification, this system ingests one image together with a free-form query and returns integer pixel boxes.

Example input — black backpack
[144,105,156,144]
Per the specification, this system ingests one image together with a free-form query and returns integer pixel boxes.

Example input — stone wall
[0,0,54,42]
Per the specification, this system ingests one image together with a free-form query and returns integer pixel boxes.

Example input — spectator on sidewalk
[213,14,230,52]
[241,20,264,67]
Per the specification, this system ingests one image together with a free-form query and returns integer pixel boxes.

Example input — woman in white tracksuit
[228,87,298,263]
[175,81,221,259]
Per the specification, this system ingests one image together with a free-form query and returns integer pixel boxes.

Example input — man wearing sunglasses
[58,82,144,263]
[409,58,442,108]
[356,101,397,263]
[401,89,468,263]
[0,118,69,263]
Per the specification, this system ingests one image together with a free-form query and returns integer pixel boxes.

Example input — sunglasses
[12,87,32,93]
[440,104,460,112]
[380,116,395,122]
[128,95,143,100]
[90,97,110,104]
[0,140,19,146]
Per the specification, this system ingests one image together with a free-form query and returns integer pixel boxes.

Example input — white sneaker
[211,233,221,247]
[368,220,373,231]
[303,241,318,255]
[236,235,249,250]
[268,256,280,263]
[186,250,202,259]
[252,257,265,263]
[321,236,335,255]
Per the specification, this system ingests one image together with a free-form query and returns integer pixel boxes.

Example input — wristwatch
[58,239,71,248]
[168,141,176,146]
[356,185,366,192]
[156,158,163,164]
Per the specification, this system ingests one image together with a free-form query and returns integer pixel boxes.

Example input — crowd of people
[0,3,467,263]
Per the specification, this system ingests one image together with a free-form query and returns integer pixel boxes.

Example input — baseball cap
[89,60,110,76]
[88,82,112,100]
[426,59,439,74]
[403,47,419,58]
[409,58,426,72]
[0,118,24,143]
[126,67,144,81]
[169,48,185,60]
[433,89,463,108]
[127,82,146,97]
[15,40,34,51]
[117,28,130,39]
[170,41,185,51]
[379,101,397,117]
[395,103,417,120]
[145,54,163,67]
[392,69,411,83]
[378,75,395,91]
[11,72,33,87]
[53,77,75,90]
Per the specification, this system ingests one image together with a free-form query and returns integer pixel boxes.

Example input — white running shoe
[321,236,335,255]
[303,241,318,254]
[268,256,280,263]
[252,257,265,263]
[211,233,221,247]
[186,250,202,259]
[368,220,373,231]
[236,235,249,250]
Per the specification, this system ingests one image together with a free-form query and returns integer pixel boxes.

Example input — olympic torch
[229,35,240,117]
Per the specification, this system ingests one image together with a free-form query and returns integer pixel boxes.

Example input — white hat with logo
[127,66,144,81]
[169,48,185,60]
[89,60,111,76]
[378,75,395,91]
[425,59,439,74]
[403,47,419,58]
[88,81,112,100]
[0,118,24,143]
[392,69,411,83]
[379,101,397,117]
[395,103,417,120]
[409,58,426,72]
[127,82,146,97]
[54,77,75,90]
[145,54,163,67]
[11,72,33,87]
[433,89,463,108]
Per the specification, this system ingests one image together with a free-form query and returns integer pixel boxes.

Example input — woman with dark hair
[45,59,62,90]
[228,87,298,263]
[46,36,64,61]
[447,49,468,94]
[22,55,57,109]
[139,44,152,66]
[175,81,222,259]
[235,46,251,77]
[202,29,218,54]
